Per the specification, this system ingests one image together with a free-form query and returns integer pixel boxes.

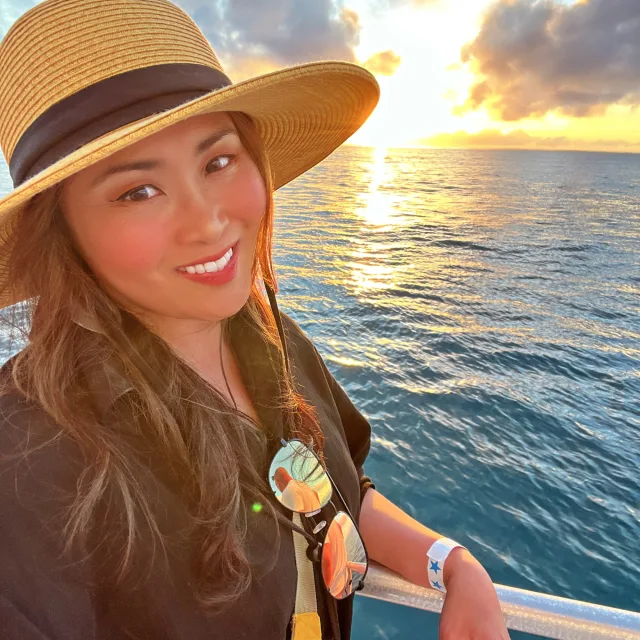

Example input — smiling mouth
[176,243,237,275]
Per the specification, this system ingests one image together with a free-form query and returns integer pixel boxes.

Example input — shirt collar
[73,305,286,442]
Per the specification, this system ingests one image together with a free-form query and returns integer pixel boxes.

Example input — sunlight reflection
[354,146,406,230]
[350,261,396,292]
[348,147,406,295]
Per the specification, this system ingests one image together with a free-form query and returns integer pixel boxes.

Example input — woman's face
[61,111,267,331]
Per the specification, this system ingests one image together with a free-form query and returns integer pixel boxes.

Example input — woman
[272,467,322,513]
[0,0,510,638]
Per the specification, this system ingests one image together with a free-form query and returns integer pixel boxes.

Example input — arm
[359,488,510,639]
[359,488,477,589]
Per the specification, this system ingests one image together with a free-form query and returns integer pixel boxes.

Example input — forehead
[63,110,237,189]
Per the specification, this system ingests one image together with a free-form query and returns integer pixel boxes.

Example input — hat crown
[0,0,223,164]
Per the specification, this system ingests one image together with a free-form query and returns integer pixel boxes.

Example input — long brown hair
[0,111,323,611]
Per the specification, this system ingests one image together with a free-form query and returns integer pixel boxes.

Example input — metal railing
[358,563,640,639]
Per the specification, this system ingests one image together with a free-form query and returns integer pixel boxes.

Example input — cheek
[82,215,169,277]
[231,161,267,226]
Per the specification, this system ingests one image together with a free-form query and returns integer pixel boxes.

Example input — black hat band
[10,63,232,187]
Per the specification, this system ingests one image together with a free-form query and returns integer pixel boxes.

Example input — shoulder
[277,311,342,397]
[278,311,324,369]
[277,312,346,416]
[0,354,63,446]
[278,312,354,406]
[279,311,311,346]
[0,356,84,503]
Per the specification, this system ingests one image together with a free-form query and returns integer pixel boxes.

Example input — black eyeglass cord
[219,323,237,410]
[265,282,291,377]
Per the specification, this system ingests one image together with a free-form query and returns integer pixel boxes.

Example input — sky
[1,0,640,153]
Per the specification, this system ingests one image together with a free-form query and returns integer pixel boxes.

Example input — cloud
[185,0,362,79]
[426,128,537,147]
[458,0,640,121]
[362,50,402,76]
[422,128,640,152]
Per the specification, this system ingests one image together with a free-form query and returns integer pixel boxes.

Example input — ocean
[2,147,639,639]
[272,147,640,639]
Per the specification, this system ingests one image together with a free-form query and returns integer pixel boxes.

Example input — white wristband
[426,537,466,593]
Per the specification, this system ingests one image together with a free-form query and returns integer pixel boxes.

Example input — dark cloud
[458,0,640,121]
[179,0,361,77]
[363,50,402,76]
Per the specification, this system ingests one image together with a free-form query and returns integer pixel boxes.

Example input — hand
[439,548,510,639]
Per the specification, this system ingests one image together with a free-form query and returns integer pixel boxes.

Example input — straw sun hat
[0,0,380,309]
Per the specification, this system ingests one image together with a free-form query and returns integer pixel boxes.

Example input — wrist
[425,537,467,592]
[443,547,488,590]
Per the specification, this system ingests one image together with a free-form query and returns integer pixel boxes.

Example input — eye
[116,184,159,203]
[115,154,236,203]
[207,154,235,173]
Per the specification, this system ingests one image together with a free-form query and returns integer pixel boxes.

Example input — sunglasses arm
[325,467,359,528]
[273,508,319,547]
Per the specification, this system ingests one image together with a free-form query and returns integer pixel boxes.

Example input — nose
[175,183,228,245]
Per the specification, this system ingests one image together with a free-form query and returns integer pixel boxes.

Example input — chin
[207,285,252,321]
[212,298,249,321]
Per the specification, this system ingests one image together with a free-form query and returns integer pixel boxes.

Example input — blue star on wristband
[427,537,466,596]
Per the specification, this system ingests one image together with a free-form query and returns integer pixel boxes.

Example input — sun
[345,0,491,149]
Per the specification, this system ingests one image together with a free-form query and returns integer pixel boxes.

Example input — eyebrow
[90,127,238,189]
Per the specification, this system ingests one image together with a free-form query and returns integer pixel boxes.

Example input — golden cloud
[362,50,402,76]
[422,129,640,153]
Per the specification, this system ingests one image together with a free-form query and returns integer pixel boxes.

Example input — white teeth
[179,246,234,275]
[204,260,218,273]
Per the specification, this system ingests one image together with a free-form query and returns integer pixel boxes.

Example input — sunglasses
[268,439,368,600]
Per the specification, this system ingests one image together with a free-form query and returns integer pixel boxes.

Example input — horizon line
[344,142,640,156]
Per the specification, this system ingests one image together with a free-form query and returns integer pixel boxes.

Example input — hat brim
[0,61,379,296]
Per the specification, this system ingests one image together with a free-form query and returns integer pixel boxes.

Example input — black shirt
[0,309,373,639]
